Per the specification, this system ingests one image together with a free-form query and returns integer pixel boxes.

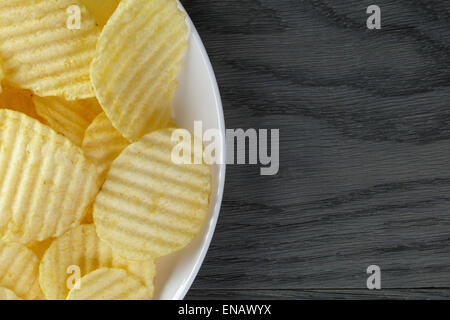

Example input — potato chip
[94,128,211,260]
[80,0,121,27]
[28,238,54,259]
[0,110,99,243]
[82,113,130,183]
[91,0,189,141]
[0,84,41,120]
[0,240,42,300]
[67,268,151,300]
[0,0,100,100]
[33,96,102,146]
[0,287,22,300]
[40,225,155,300]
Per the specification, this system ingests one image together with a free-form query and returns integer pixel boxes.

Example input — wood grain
[182,0,450,299]
[188,289,450,300]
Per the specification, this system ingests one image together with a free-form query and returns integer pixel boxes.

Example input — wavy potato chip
[0,110,99,244]
[0,84,41,120]
[80,0,121,27]
[91,0,189,141]
[0,287,22,300]
[82,113,130,183]
[94,128,211,260]
[0,0,100,100]
[33,96,102,146]
[0,240,42,300]
[67,268,151,300]
[40,225,155,300]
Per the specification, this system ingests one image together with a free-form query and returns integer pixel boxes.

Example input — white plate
[153,2,226,300]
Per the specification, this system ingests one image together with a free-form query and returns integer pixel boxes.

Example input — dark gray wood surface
[183,0,450,299]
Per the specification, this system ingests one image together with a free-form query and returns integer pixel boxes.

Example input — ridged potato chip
[80,0,121,27]
[0,84,41,120]
[94,128,211,260]
[40,225,155,300]
[91,0,189,141]
[33,96,102,146]
[0,287,22,300]
[67,268,151,300]
[0,0,100,100]
[0,240,42,300]
[82,113,130,183]
[0,110,99,244]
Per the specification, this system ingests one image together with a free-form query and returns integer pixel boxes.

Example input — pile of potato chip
[0,0,212,300]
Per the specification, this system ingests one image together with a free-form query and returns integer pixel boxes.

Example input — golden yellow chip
[67,268,151,300]
[80,0,121,27]
[94,128,212,261]
[82,113,130,183]
[0,0,100,100]
[28,238,54,259]
[91,0,189,141]
[33,96,102,146]
[40,225,155,300]
[0,240,42,300]
[0,287,22,300]
[0,84,41,120]
[0,110,99,244]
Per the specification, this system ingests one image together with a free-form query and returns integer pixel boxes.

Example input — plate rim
[174,2,227,300]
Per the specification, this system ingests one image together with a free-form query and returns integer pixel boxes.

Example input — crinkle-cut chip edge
[90,0,189,141]
[82,112,130,184]
[39,224,155,300]
[32,96,103,146]
[66,267,151,300]
[0,0,100,100]
[0,240,42,300]
[93,128,212,261]
[0,109,100,244]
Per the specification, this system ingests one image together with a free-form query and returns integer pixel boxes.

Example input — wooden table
[183,0,450,299]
